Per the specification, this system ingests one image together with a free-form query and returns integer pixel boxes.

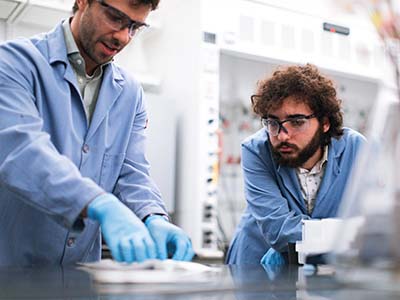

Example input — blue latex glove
[87,193,157,263]
[261,264,285,280]
[145,215,194,261]
[260,248,286,265]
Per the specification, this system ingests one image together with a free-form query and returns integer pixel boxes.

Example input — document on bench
[78,259,220,284]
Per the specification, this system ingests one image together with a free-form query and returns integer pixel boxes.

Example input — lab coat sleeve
[241,143,309,251]
[113,87,167,220]
[0,43,104,229]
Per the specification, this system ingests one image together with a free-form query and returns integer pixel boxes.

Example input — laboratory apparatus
[332,0,400,289]
[333,87,400,289]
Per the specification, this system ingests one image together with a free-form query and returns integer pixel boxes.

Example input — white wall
[0,20,6,41]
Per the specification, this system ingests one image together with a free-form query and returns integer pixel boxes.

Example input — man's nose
[112,27,131,45]
[276,125,290,140]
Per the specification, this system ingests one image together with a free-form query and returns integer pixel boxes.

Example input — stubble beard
[79,12,113,67]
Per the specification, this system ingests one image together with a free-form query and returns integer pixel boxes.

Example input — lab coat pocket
[99,152,125,193]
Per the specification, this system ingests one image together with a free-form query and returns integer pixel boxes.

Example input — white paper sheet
[78,259,221,284]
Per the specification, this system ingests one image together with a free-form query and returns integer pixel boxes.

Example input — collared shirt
[296,146,329,214]
[62,19,110,123]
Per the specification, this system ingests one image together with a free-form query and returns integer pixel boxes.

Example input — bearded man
[225,64,365,265]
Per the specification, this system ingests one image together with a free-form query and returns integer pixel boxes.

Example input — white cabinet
[0,0,26,21]
[14,0,72,27]
[0,0,72,26]
[219,0,386,81]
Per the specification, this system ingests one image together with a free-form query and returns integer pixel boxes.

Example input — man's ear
[322,117,330,133]
[76,0,89,10]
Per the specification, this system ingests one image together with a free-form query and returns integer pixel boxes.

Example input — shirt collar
[62,18,80,56]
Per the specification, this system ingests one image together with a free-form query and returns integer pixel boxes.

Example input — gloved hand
[260,248,286,265]
[87,193,157,263]
[145,215,194,261]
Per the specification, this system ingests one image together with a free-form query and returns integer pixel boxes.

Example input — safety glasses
[261,114,316,136]
[96,0,149,38]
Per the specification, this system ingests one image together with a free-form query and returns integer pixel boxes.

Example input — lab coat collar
[278,166,307,213]
[86,64,123,141]
[312,136,344,211]
[46,22,125,138]
[45,22,82,101]
[47,22,70,66]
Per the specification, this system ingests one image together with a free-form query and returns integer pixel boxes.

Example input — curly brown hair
[251,64,344,145]
[72,0,160,14]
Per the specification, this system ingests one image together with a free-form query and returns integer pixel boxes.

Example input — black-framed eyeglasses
[261,114,317,136]
[96,0,149,38]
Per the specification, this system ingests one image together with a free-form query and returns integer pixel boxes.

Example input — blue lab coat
[0,23,167,266]
[226,128,365,264]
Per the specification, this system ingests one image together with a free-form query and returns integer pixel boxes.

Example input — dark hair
[251,63,344,144]
[72,0,160,14]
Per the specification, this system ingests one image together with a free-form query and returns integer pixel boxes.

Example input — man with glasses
[225,64,365,265]
[0,0,194,266]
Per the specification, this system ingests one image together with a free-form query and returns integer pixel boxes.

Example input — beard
[78,11,121,67]
[269,125,325,168]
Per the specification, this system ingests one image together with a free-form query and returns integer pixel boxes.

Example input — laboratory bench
[0,264,399,300]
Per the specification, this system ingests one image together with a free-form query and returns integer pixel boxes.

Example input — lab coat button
[82,144,90,153]
[67,237,76,247]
